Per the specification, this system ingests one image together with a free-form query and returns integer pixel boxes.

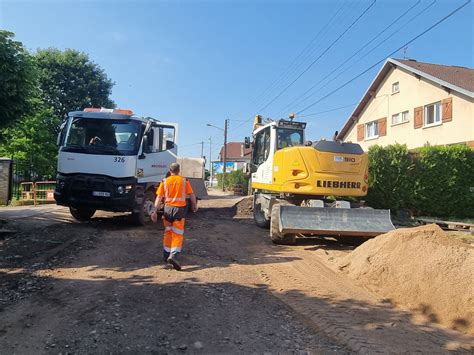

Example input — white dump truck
[54,108,204,224]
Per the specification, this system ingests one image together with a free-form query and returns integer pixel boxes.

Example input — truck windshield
[276,128,303,150]
[62,117,143,156]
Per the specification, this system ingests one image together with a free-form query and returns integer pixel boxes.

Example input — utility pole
[200,141,204,158]
[222,119,229,191]
[205,120,228,191]
[208,136,212,187]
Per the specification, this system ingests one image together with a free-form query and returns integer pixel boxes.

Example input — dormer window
[392,82,400,94]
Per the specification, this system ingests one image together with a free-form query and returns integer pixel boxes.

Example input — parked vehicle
[54,108,178,224]
[246,114,394,244]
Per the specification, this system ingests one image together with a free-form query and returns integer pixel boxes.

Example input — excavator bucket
[277,205,395,237]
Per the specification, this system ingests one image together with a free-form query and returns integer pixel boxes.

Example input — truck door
[136,124,177,183]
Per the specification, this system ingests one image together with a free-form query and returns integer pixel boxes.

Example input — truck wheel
[69,207,96,222]
[270,204,296,245]
[132,190,156,225]
[253,198,270,228]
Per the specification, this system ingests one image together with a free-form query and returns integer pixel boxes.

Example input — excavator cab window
[253,127,271,165]
[276,128,303,150]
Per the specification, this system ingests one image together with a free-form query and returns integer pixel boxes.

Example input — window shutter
[378,117,387,136]
[357,124,364,141]
[442,97,453,122]
[414,106,423,129]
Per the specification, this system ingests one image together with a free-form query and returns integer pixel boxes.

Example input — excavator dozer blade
[278,205,395,237]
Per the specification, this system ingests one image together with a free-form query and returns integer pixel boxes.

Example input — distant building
[218,142,252,168]
[337,58,474,150]
[207,142,251,187]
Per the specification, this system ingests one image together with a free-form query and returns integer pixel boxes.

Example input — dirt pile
[235,196,253,216]
[340,224,474,334]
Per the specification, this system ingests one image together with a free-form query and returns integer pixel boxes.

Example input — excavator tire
[270,204,296,245]
[253,196,270,228]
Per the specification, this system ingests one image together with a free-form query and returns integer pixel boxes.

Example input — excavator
[245,114,394,244]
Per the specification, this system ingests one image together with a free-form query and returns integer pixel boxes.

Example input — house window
[392,113,400,125]
[392,82,399,94]
[365,120,379,139]
[392,111,409,125]
[401,110,409,122]
[424,102,442,126]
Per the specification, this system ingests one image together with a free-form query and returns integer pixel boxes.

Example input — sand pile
[340,224,474,334]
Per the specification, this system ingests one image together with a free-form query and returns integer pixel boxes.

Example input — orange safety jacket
[156,175,193,207]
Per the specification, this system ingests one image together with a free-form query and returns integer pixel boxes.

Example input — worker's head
[169,162,180,175]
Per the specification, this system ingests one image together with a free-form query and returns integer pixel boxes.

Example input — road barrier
[19,181,56,206]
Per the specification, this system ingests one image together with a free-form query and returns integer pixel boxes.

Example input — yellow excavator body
[252,146,369,197]
[248,117,394,244]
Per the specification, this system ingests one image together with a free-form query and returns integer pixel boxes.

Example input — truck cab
[54,108,178,224]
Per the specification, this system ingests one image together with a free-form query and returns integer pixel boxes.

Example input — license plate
[92,191,110,197]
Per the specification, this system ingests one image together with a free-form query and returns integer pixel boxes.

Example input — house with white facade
[337,58,474,150]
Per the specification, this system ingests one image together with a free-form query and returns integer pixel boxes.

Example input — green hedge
[366,144,474,218]
[216,170,249,194]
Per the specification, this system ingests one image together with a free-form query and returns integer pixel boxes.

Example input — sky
[1,0,473,165]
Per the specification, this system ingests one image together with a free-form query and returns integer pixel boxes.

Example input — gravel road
[0,195,472,353]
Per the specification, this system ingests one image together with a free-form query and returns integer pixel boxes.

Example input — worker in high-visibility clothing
[151,163,197,271]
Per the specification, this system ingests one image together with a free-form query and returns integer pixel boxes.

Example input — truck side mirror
[57,121,67,146]
[244,137,251,149]
[139,135,149,159]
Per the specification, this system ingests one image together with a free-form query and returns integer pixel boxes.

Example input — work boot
[167,255,182,271]
[163,251,170,263]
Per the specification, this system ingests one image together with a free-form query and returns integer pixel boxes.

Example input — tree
[0,30,37,128]
[35,48,115,119]
[0,100,60,169]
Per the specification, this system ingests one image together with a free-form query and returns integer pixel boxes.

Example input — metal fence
[10,159,56,202]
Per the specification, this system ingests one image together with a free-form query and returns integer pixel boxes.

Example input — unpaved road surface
[1,195,473,354]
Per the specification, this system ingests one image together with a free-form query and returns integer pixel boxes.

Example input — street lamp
[206,120,228,191]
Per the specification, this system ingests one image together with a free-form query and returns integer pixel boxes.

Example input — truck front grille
[69,175,113,200]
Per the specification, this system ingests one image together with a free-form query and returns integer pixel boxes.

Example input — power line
[291,0,437,114]
[298,103,359,118]
[275,0,421,117]
[229,0,375,136]
[296,0,471,115]
[179,142,203,148]
[254,0,377,115]
[246,1,350,113]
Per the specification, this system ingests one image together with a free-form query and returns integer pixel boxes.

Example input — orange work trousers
[162,217,185,256]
